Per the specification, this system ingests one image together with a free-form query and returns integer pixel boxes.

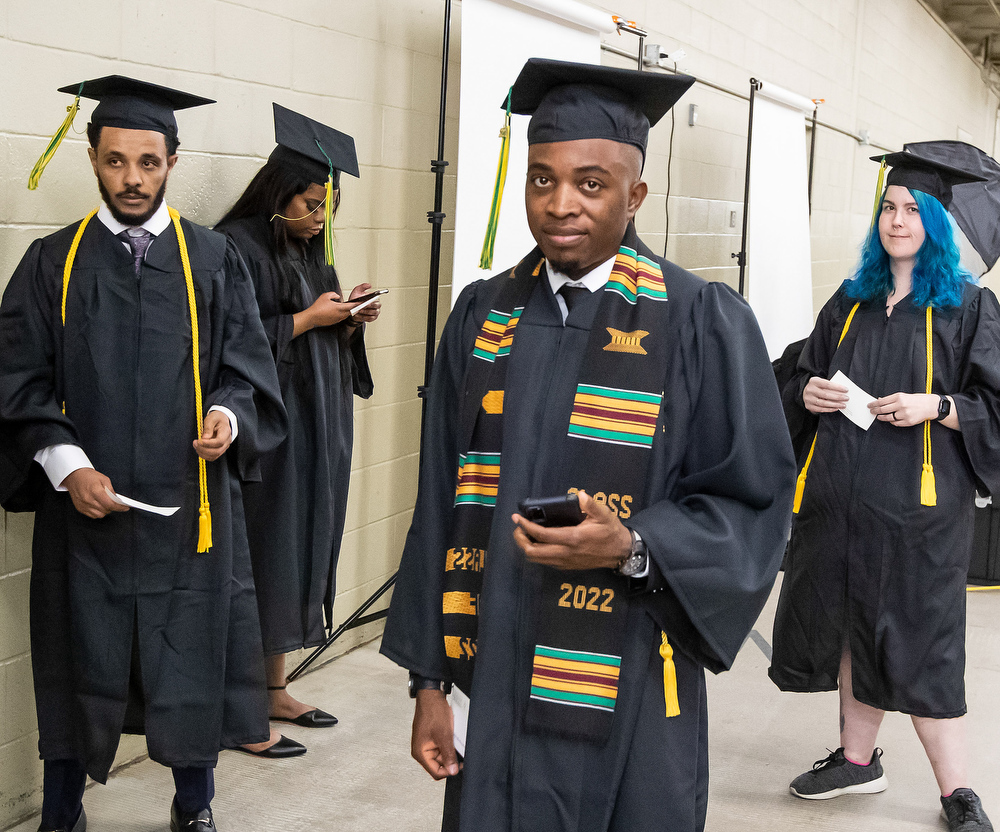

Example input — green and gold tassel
[479,88,513,270]
[316,139,337,267]
[870,158,888,228]
[28,86,83,191]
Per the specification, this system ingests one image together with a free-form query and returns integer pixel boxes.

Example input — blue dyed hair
[843,187,973,309]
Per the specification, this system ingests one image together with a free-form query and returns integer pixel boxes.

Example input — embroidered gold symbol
[604,328,649,355]
[482,390,505,414]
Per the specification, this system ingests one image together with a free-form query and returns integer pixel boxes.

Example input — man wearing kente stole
[0,76,286,832]
[382,59,796,832]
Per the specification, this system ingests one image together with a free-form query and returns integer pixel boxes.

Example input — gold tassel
[920,461,937,507]
[869,159,888,228]
[198,505,213,552]
[480,88,513,270]
[793,436,816,514]
[28,94,82,191]
[659,632,680,718]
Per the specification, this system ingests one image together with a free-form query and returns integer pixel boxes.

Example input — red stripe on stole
[533,666,619,688]
[573,404,658,426]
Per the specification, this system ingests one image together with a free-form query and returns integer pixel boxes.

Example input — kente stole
[442,233,671,742]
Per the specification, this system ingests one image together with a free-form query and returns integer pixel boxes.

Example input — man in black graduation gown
[0,76,286,832]
[380,59,797,832]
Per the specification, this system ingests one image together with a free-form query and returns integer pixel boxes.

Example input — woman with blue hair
[769,148,1000,832]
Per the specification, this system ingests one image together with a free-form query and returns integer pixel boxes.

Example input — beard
[545,256,581,278]
[97,174,168,226]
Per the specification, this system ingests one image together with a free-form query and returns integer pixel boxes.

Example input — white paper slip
[105,487,180,516]
[830,370,876,430]
[449,684,470,758]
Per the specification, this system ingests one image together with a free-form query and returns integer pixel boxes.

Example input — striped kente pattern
[568,384,662,448]
[605,245,668,304]
[454,452,501,507]
[530,645,622,711]
[472,307,524,363]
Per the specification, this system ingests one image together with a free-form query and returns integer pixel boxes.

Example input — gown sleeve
[630,281,798,673]
[0,238,80,454]
[203,239,287,482]
[380,280,485,679]
[952,286,1000,495]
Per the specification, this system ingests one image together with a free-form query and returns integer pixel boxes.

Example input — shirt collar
[546,253,618,296]
[97,200,172,238]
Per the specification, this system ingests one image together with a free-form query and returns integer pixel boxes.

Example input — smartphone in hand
[518,494,585,527]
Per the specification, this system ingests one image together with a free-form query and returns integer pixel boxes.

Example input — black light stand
[288,0,454,683]
[734,78,761,298]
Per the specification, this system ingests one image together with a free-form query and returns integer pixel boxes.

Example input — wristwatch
[616,528,648,577]
[408,672,450,698]
[934,395,952,422]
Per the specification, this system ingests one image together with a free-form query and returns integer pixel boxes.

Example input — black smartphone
[351,288,389,304]
[518,494,585,527]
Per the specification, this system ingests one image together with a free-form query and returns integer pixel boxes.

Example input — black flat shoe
[271,708,338,728]
[234,734,307,758]
[170,799,215,831]
[38,807,86,832]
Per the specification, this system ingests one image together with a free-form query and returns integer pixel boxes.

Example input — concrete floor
[9,577,998,832]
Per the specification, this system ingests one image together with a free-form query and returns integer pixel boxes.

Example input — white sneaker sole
[790,774,888,800]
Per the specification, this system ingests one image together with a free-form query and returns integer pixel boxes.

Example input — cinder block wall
[1,0,996,827]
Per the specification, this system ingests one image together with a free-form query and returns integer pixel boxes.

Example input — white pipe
[757,80,816,114]
[504,0,617,33]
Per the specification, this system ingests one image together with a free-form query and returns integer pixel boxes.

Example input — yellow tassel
[197,505,213,553]
[659,632,681,718]
[920,463,937,507]
[480,89,513,270]
[869,160,887,228]
[28,96,82,191]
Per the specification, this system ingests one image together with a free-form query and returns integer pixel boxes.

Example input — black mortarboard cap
[269,102,360,188]
[873,142,1000,271]
[505,58,695,155]
[873,146,986,208]
[58,75,214,139]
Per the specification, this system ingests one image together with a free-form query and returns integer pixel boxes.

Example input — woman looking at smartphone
[216,104,380,756]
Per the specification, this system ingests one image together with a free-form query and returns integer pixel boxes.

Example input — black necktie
[119,228,152,275]
[559,284,589,316]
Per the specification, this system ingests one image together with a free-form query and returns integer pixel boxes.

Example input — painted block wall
[1,0,996,827]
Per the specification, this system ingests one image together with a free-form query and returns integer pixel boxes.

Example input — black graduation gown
[381,237,796,832]
[216,216,373,654]
[0,215,287,782]
[769,283,1000,718]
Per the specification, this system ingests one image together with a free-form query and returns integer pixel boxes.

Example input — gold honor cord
[920,306,936,506]
[28,86,83,191]
[792,302,860,514]
[168,207,213,551]
[61,208,212,552]
[479,88,513,271]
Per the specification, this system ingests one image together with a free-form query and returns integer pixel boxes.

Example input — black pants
[41,759,214,829]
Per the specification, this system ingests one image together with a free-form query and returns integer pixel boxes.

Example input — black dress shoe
[38,807,86,832]
[170,798,215,831]
[234,734,307,758]
[271,708,338,728]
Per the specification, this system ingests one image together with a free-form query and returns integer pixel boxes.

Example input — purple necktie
[119,228,152,275]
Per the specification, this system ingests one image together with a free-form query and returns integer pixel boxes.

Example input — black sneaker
[941,789,994,831]
[789,747,888,799]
